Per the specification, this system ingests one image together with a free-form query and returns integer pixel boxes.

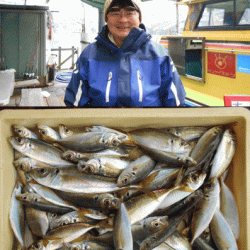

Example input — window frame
[195,0,250,31]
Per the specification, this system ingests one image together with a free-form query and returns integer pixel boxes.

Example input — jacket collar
[96,24,151,54]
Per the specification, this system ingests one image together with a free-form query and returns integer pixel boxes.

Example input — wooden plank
[19,88,46,106]
[14,79,44,89]
[46,92,62,106]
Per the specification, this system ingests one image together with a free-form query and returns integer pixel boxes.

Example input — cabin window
[198,1,234,27]
[237,0,250,25]
[167,37,205,82]
[197,0,250,28]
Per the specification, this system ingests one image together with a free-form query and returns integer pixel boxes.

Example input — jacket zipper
[137,70,143,102]
[106,72,112,103]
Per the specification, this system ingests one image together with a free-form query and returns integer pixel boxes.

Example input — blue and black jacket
[64,24,186,107]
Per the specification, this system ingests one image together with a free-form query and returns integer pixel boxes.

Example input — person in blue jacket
[64,0,186,107]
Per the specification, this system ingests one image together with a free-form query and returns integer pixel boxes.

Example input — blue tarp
[55,71,73,83]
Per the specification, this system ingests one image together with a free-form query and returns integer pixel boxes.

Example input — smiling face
[107,6,141,47]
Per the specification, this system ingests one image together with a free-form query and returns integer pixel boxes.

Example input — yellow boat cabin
[160,0,250,106]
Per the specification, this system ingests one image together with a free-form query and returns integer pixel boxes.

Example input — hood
[96,24,151,54]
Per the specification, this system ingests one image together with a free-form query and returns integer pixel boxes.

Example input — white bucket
[0,69,16,105]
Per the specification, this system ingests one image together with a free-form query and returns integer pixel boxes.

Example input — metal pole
[176,0,179,35]
[72,46,74,68]
[58,46,61,70]
[98,8,105,33]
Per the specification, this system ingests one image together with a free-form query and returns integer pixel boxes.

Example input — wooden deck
[7,80,67,107]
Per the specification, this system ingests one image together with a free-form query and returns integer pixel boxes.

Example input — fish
[13,125,38,139]
[86,125,130,141]
[59,124,74,138]
[62,240,113,250]
[209,129,236,179]
[37,125,61,143]
[190,126,223,167]
[113,203,133,250]
[27,167,126,194]
[78,156,130,177]
[156,170,206,211]
[25,207,49,237]
[28,223,97,250]
[62,149,129,163]
[9,182,25,246]
[164,126,210,142]
[117,155,156,187]
[15,191,75,214]
[53,190,121,212]
[128,129,196,166]
[9,137,75,167]
[190,178,220,244]
[125,186,180,225]
[210,208,238,250]
[139,213,186,250]
[132,216,169,243]
[48,211,97,231]
[13,157,71,172]
[151,189,203,218]
[165,231,192,250]
[219,178,240,240]
[56,132,128,153]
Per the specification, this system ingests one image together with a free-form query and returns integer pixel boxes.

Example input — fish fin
[178,186,194,193]
[140,170,160,186]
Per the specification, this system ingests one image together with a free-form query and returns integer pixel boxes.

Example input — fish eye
[38,168,45,174]
[19,164,24,170]
[51,213,57,217]
[55,169,60,174]
[123,177,128,183]
[94,196,99,201]
[34,198,38,202]
[180,141,186,146]
[105,200,110,206]
[192,174,199,182]
[34,243,41,249]
[112,139,119,146]
[61,222,67,226]
[17,129,22,133]
[131,171,136,176]
[73,218,77,223]
[206,183,213,189]
[65,128,69,133]
[126,192,130,197]
[41,130,46,135]
[23,196,27,200]
[171,139,174,143]
[17,137,23,143]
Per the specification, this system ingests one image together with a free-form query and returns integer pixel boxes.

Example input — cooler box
[0,108,249,249]
[0,69,16,105]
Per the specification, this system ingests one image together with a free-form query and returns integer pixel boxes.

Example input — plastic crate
[0,69,16,105]
[0,108,249,249]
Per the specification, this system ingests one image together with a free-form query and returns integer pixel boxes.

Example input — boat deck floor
[7,80,68,107]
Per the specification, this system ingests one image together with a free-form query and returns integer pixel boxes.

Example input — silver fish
[209,129,236,179]
[9,182,25,246]
[191,178,220,244]
[13,125,38,139]
[113,203,133,250]
[78,156,130,177]
[164,126,210,142]
[219,178,240,240]
[56,132,128,153]
[210,208,238,250]
[37,125,61,143]
[9,137,75,167]
[59,124,74,138]
[117,155,156,187]
[28,223,97,250]
[25,207,49,237]
[27,167,124,194]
